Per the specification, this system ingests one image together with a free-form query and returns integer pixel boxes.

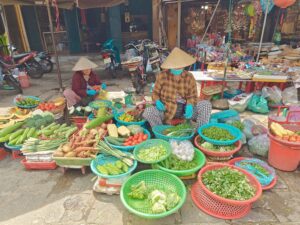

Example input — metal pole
[200,0,221,43]
[46,0,63,90]
[177,0,181,47]
[256,0,270,62]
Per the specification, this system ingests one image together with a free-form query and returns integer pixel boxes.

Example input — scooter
[35,51,53,73]
[0,62,22,94]
[98,39,121,78]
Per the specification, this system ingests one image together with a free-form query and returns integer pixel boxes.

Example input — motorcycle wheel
[109,63,117,78]
[4,75,23,94]
[39,59,53,73]
[27,60,44,79]
[131,73,144,94]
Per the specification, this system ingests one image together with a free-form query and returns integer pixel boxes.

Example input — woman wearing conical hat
[143,47,212,128]
[63,57,106,107]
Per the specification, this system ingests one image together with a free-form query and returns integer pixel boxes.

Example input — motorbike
[34,51,53,73]
[0,61,22,94]
[98,39,121,78]
[1,45,44,79]
[123,39,167,94]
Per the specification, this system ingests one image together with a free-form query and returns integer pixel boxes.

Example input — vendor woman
[143,47,212,128]
[63,57,106,107]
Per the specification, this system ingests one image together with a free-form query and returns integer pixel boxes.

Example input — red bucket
[18,74,30,88]
[268,133,300,171]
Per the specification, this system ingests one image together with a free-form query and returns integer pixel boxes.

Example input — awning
[0,0,125,9]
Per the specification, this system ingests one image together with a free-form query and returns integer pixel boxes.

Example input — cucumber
[0,121,24,137]
[8,136,20,146]
[85,115,113,129]
[0,133,12,143]
[16,128,30,145]
[42,129,54,136]
[105,136,125,146]
[27,128,36,138]
[9,129,24,141]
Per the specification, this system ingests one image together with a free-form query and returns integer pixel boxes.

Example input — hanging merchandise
[260,0,274,14]
[124,4,131,23]
[52,0,60,32]
[273,0,296,9]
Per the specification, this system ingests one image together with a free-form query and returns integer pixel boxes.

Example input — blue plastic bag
[247,94,269,114]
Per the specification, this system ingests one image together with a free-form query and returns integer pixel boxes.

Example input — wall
[64,8,81,54]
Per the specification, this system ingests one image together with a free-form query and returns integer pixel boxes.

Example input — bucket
[18,73,30,88]
[268,133,300,171]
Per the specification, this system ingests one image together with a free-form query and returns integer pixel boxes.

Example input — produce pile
[38,97,65,112]
[200,141,236,152]
[38,123,77,140]
[202,167,256,201]
[0,109,32,129]
[202,126,235,141]
[106,124,148,146]
[163,123,194,137]
[22,138,67,153]
[270,122,300,142]
[15,96,40,108]
[0,113,55,145]
[128,181,181,214]
[96,159,130,176]
[118,110,143,122]
[136,144,168,163]
[160,154,198,170]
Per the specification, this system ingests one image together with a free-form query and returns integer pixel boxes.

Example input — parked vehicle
[35,51,53,73]
[98,39,121,78]
[0,62,22,94]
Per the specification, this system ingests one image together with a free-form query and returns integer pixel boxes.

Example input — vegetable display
[170,140,194,161]
[118,110,144,122]
[85,114,113,129]
[200,141,236,152]
[202,126,235,141]
[136,145,167,162]
[38,102,58,111]
[15,96,40,108]
[69,106,93,117]
[96,160,129,175]
[228,121,245,131]
[270,122,300,142]
[160,154,198,170]
[202,167,256,201]
[21,138,67,153]
[97,141,134,166]
[38,123,77,140]
[127,181,181,214]
[163,123,194,137]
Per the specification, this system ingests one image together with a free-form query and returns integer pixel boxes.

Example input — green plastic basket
[120,169,187,219]
[52,157,92,166]
[152,125,195,141]
[154,148,206,177]
[133,139,172,164]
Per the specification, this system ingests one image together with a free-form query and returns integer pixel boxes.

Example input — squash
[118,126,131,137]
[107,124,118,137]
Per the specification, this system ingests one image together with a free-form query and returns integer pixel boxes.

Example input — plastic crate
[21,159,57,170]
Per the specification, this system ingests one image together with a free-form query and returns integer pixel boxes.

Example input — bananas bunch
[270,122,294,137]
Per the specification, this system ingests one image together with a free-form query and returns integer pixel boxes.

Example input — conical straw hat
[161,47,196,69]
[72,57,98,71]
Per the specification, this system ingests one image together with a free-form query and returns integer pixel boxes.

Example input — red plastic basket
[194,135,242,158]
[191,183,251,219]
[0,148,8,160]
[70,116,88,129]
[21,159,57,170]
[228,157,278,191]
[197,164,262,206]
[12,150,24,160]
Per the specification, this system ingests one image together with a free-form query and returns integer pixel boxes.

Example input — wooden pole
[46,0,63,90]
[177,0,181,47]
[256,0,270,62]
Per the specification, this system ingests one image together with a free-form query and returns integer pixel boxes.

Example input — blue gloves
[101,83,107,90]
[184,104,193,119]
[88,113,94,120]
[86,89,97,96]
[155,100,166,111]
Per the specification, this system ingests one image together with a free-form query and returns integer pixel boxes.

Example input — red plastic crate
[12,150,24,160]
[0,148,8,160]
[21,159,57,170]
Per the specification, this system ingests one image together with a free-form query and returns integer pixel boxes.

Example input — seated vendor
[64,57,106,107]
[143,47,212,129]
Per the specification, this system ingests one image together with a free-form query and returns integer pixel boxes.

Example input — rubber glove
[86,89,97,96]
[155,100,166,112]
[101,83,107,90]
[184,104,193,119]
[88,113,94,120]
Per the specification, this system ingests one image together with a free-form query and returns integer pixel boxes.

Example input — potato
[62,144,72,153]
[64,152,76,157]
[53,151,64,157]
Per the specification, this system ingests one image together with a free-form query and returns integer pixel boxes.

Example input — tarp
[0,0,125,9]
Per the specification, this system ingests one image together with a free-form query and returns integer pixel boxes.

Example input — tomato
[124,142,129,146]
[137,137,143,143]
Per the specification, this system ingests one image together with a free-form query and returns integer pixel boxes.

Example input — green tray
[120,169,187,219]
[52,156,92,166]
[154,148,206,177]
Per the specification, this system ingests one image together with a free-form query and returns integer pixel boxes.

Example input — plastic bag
[262,86,282,104]
[228,93,253,112]
[282,87,298,105]
[247,94,269,114]
[243,119,256,140]
[170,140,194,161]
[248,134,270,157]
[146,59,152,73]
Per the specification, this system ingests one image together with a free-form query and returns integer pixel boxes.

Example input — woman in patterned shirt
[143,47,212,128]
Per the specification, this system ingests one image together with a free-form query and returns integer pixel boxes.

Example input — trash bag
[282,86,298,105]
[247,94,269,114]
[248,134,270,157]
[262,86,282,104]
[228,93,253,112]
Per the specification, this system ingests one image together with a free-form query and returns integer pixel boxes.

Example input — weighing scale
[124,88,136,107]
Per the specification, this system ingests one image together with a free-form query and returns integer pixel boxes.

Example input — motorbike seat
[13,53,30,61]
